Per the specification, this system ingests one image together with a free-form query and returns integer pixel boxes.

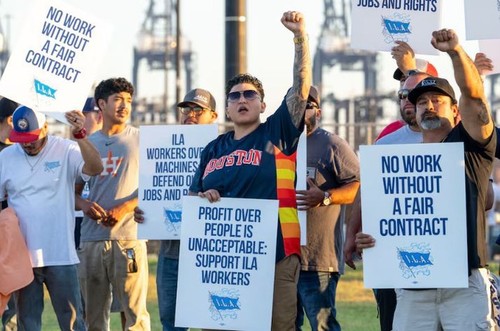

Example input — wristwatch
[322,191,331,206]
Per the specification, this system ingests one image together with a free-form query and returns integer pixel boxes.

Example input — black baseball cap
[82,97,98,112]
[177,88,216,111]
[308,86,320,105]
[408,77,457,105]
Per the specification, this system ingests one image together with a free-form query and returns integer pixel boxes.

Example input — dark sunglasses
[227,90,261,102]
[179,106,208,115]
[398,89,410,100]
[306,102,318,109]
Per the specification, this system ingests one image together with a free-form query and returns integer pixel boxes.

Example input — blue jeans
[296,271,341,331]
[15,265,85,331]
[156,254,187,331]
[2,296,16,330]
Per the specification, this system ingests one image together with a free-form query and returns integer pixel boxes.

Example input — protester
[295,86,360,331]
[356,29,496,330]
[0,105,103,331]
[75,96,103,249]
[188,10,311,330]
[345,41,437,330]
[377,42,438,144]
[0,98,17,152]
[77,77,151,331]
[0,97,19,331]
[134,88,218,331]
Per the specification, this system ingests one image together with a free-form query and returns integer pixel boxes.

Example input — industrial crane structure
[127,0,500,138]
[313,0,398,147]
[132,0,194,124]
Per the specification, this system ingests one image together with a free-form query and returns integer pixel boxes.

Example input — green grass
[39,258,500,330]
[40,258,380,330]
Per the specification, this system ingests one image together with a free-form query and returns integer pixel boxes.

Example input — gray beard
[420,118,441,130]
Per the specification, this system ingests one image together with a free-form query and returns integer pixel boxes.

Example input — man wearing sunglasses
[367,70,433,331]
[295,86,360,331]
[188,10,311,330]
[344,41,437,330]
[356,29,496,330]
[377,41,438,145]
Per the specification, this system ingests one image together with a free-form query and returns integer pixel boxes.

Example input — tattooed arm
[281,11,312,129]
[432,29,493,143]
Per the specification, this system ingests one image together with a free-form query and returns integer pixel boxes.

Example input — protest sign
[351,0,443,54]
[138,124,218,240]
[359,143,467,288]
[176,196,278,330]
[0,0,111,123]
[297,131,307,244]
[465,0,500,40]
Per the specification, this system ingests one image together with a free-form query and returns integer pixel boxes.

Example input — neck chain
[24,138,48,172]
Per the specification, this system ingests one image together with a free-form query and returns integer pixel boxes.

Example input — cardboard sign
[350,0,443,55]
[138,124,218,240]
[0,0,111,123]
[297,131,307,245]
[176,196,278,330]
[359,143,468,288]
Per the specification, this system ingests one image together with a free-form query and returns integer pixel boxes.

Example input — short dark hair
[225,74,265,102]
[0,97,19,123]
[94,78,134,110]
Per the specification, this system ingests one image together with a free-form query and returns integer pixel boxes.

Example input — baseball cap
[177,88,216,111]
[407,77,457,105]
[82,97,98,112]
[308,86,320,105]
[393,59,438,81]
[9,106,47,143]
[0,98,19,121]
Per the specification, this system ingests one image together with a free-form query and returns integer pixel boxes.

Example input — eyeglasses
[227,90,261,102]
[398,89,410,100]
[179,106,209,115]
[306,102,318,109]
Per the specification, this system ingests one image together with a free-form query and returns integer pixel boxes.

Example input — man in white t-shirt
[0,106,103,331]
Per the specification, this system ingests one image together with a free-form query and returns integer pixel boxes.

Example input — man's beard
[306,115,317,134]
[420,113,442,130]
[400,109,417,127]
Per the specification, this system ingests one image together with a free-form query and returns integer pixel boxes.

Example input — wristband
[293,35,308,44]
[73,127,87,140]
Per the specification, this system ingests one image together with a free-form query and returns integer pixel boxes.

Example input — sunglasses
[306,102,318,109]
[398,89,410,100]
[227,90,261,102]
[179,106,209,115]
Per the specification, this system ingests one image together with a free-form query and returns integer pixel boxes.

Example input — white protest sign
[464,0,500,40]
[0,0,111,123]
[138,124,218,240]
[176,197,278,330]
[478,39,500,75]
[350,0,443,55]
[297,130,307,245]
[360,143,467,288]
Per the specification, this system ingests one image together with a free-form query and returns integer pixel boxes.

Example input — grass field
[35,245,500,331]
[40,257,379,330]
